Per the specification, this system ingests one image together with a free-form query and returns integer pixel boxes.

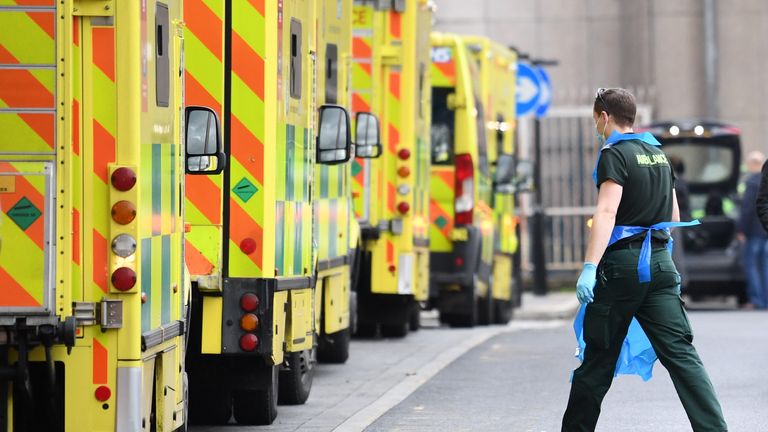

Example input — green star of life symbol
[7,197,42,231]
[435,215,448,229]
[233,177,259,203]
[351,161,362,177]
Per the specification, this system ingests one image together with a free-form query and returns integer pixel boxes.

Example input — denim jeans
[743,237,768,309]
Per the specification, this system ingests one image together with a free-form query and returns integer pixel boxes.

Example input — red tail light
[111,267,137,291]
[240,334,259,352]
[397,202,410,215]
[111,167,137,191]
[240,293,260,312]
[398,149,411,160]
[240,238,257,255]
[455,256,464,267]
[454,153,474,225]
[95,385,111,401]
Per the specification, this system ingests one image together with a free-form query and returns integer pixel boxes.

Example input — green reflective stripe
[161,235,171,324]
[152,144,162,235]
[294,205,303,275]
[141,238,152,333]
[329,199,337,258]
[275,201,285,273]
[286,125,295,201]
[170,144,176,229]
[320,164,329,198]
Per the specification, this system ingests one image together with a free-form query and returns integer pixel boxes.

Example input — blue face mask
[595,116,608,147]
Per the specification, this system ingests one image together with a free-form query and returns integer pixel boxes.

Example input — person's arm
[758,162,768,232]
[584,180,623,265]
[671,189,681,222]
[739,177,759,240]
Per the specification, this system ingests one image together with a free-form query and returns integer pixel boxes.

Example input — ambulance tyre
[477,283,493,325]
[189,381,232,425]
[381,322,408,338]
[493,299,514,324]
[409,304,420,332]
[354,323,377,338]
[278,349,315,405]
[232,366,278,425]
[318,328,350,364]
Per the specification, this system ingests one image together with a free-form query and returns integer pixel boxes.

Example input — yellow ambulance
[463,36,520,324]
[183,0,353,425]
[350,0,434,337]
[0,1,210,430]
[428,32,496,327]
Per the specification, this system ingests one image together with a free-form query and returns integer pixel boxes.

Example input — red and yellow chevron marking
[389,10,401,39]
[0,6,56,154]
[184,0,226,277]
[89,23,116,298]
[429,167,455,252]
[0,162,49,307]
[71,16,84,296]
[227,0,267,277]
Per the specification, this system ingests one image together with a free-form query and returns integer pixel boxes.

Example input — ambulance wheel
[409,304,421,332]
[493,299,514,324]
[381,322,408,338]
[354,322,377,338]
[318,328,351,364]
[189,381,231,425]
[232,366,278,425]
[278,349,315,405]
[477,294,493,325]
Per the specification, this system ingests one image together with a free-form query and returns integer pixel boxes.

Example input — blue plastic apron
[573,131,700,381]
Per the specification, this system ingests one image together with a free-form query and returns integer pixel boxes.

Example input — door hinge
[73,0,114,17]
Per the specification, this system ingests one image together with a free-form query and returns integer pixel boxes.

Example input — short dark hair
[593,88,636,127]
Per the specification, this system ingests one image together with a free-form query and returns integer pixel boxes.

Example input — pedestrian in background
[757,159,768,233]
[562,88,727,432]
[737,151,768,310]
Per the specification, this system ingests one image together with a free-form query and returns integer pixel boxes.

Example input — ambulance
[313,0,358,364]
[0,1,206,430]
[428,32,496,327]
[183,0,353,425]
[462,36,520,324]
[350,0,434,337]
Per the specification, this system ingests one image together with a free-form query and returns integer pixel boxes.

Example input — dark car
[641,120,747,303]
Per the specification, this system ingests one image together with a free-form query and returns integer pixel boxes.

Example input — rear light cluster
[110,167,138,292]
[397,148,411,215]
[239,293,261,352]
[454,153,474,225]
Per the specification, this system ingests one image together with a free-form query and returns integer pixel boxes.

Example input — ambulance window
[496,114,505,154]
[431,87,454,165]
[290,19,302,99]
[155,2,170,107]
[475,97,489,174]
[325,43,338,104]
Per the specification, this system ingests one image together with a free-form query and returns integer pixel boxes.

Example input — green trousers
[562,246,727,432]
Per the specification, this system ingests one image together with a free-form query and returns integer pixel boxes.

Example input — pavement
[190,292,582,432]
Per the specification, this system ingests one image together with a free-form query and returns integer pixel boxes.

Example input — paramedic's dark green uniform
[561,139,728,431]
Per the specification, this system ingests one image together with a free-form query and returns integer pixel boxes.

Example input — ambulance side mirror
[354,112,382,159]
[185,106,225,175]
[514,159,534,193]
[494,153,516,195]
[317,105,353,165]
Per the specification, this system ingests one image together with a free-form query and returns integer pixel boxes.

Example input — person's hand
[576,263,598,304]
[737,232,746,243]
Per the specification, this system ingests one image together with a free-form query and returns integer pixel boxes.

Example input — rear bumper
[682,251,746,298]
[429,226,481,289]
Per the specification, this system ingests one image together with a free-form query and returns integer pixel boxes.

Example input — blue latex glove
[576,263,598,304]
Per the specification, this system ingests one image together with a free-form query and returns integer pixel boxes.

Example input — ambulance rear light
[240,293,260,312]
[111,234,137,258]
[398,149,411,160]
[111,200,137,225]
[455,256,464,267]
[397,202,410,215]
[454,153,474,225]
[397,166,411,178]
[239,334,259,352]
[111,267,137,291]
[240,313,259,332]
[239,238,257,255]
[111,167,137,191]
[95,385,111,402]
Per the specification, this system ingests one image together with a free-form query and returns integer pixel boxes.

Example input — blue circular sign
[535,66,552,117]
[516,62,541,117]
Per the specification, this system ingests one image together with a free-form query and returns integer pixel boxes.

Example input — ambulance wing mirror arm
[185,106,225,175]
[317,105,353,165]
[494,153,516,195]
[354,112,382,159]
[514,159,535,193]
